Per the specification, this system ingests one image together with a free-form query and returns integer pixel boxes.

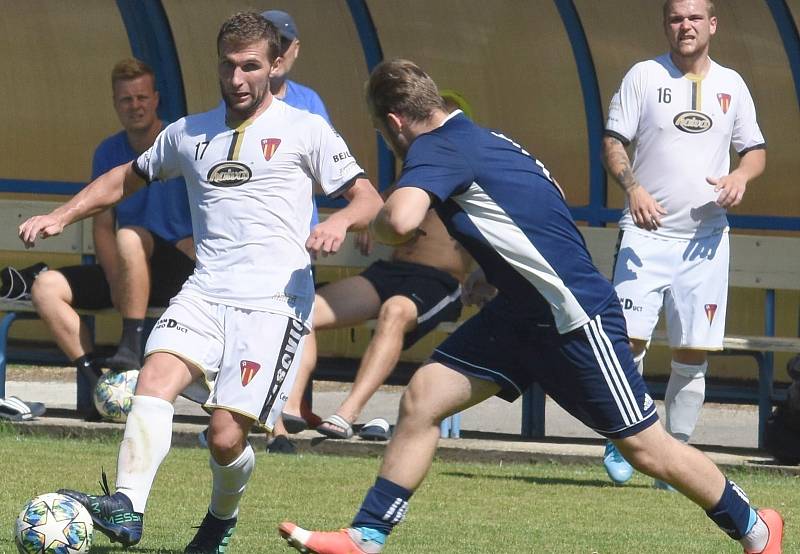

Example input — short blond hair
[111,58,155,90]
[663,0,715,21]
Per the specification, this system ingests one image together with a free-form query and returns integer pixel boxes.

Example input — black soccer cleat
[103,345,142,371]
[184,511,237,553]
[58,472,143,546]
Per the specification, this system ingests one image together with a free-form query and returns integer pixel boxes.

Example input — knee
[116,226,152,259]
[398,380,437,425]
[31,270,69,308]
[207,423,247,464]
[377,297,417,329]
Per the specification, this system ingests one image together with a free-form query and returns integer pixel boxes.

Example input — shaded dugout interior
[0,0,797,383]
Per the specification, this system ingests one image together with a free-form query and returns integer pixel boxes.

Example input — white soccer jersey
[135,99,364,320]
[606,54,765,239]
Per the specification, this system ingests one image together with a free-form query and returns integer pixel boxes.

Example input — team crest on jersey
[704,304,718,324]
[261,138,281,161]
[673,111,712,134]
[240,360,261,386]
[207,161,252,187]
[717,93,731,114]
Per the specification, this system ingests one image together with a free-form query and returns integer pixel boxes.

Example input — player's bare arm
[19,161,145,248]
[602,135,666,231]
[306,177,382,257]
[370,186,431,246]
[706,147,766,209]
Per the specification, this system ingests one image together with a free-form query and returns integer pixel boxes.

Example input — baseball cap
[262,10,298,41]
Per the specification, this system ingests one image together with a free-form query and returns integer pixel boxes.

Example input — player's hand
[628,186,666,231]
[306,218,348,258]
[354,229,373,256]
[461,268,496,307]
[18,214,65,249]
[707,173,747,208]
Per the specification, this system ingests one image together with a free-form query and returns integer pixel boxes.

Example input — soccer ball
[14,492,93,553]
[93,369,139,422]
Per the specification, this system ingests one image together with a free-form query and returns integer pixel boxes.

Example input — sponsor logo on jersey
[619,297,643,312]
[716,93,731,114]
[261,138,281,161]
[673,111,713,134]
[705,303,718,324]
[207,161,252,187]
[332,151,352,163]
[154,318,188,334]
[643,393,654,411]
[240,360,261,386]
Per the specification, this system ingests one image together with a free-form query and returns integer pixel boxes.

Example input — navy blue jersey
[396,112,617,334]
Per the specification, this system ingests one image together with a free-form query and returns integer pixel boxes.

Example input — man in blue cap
[262,10,330,123]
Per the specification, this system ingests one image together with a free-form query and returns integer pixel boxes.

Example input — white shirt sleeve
[134,120,184,182]
[605,63,645,144]
[305,116,365,198]
[731,76,765,154]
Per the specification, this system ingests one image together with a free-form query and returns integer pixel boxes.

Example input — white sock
[209,443,255,520]
[665,361,707,442]
[115,395,174,513]
[633,350,646,376]
[740,513,769,553]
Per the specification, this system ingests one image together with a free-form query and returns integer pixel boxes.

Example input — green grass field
[1,427,795,553]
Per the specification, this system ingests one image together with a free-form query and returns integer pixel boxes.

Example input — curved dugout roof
[367,0,591,207]
[0,1,131,183]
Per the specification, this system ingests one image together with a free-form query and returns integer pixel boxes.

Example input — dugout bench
[0,199,165,410]
[313,226,800,448]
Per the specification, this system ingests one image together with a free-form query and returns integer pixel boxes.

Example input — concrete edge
[5,416,800,477]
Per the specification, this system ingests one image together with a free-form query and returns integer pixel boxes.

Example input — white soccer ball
[93,369,139,422]
[14,492,93,553]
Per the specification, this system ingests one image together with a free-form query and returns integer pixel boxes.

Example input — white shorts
[144,293,308,431]
[612,230,729,350]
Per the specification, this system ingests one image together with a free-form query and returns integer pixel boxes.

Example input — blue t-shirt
[396,112,617,334]
[282,80,330,227]
[92,130,192,243]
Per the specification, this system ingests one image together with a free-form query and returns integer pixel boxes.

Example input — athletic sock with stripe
[351,477,412,536]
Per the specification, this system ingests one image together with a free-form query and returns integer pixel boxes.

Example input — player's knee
[617,439,665,476]
[207,427,246,464]
[398,379,438,425]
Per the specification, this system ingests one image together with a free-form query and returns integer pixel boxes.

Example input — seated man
[271,207,471,448]
[31,58,194,419]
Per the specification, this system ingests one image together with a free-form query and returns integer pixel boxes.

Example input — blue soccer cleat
[603,441,634,485]
[58,472,143,546]
[653,478,677,492]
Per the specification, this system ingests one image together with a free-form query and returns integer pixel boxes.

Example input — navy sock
[705,478,755,540]
[351,477,412,535]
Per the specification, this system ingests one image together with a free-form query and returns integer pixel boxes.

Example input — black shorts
[360,260,462,349]
[58,234,194,310]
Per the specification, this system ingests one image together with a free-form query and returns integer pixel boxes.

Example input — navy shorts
[360,259,462,349]
[58,233,194,310]
[431,295,658,439]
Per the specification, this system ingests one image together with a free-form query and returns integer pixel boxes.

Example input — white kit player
[601,0,766,487]
[19,12,382,553]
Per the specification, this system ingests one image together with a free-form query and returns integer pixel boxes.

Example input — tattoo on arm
[604,137,639,193]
